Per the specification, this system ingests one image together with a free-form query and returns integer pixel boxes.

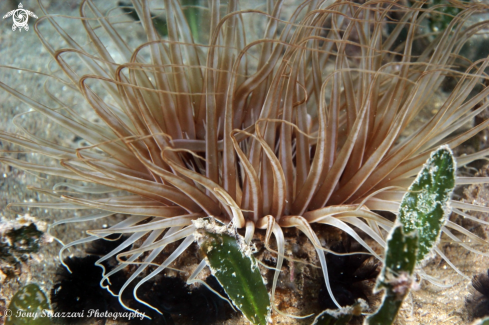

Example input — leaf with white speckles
[397,145,455,263]
[199,231,270,325]
[6,284,52,325]
[367,146,454,324]
[366,226,418,325]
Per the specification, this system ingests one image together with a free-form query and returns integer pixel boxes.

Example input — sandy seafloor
[1,1,489,324]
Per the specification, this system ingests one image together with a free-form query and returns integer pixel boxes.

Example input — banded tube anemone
[2,0,489,321]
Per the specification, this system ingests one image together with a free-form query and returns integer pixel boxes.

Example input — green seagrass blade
[6,284,52,325]
[365,226,418,325]
[366,145,455,324]
[397,145,455,263]
[196,220,270,325]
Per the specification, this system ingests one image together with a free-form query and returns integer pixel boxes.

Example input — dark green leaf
[366,226,418,325]
[6,284,52,325]
[199,231,270,325]
[398,146,455,262]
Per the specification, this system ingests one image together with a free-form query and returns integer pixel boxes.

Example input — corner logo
[3,3,37,32]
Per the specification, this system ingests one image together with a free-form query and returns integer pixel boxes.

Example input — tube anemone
[1,0,489,321]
